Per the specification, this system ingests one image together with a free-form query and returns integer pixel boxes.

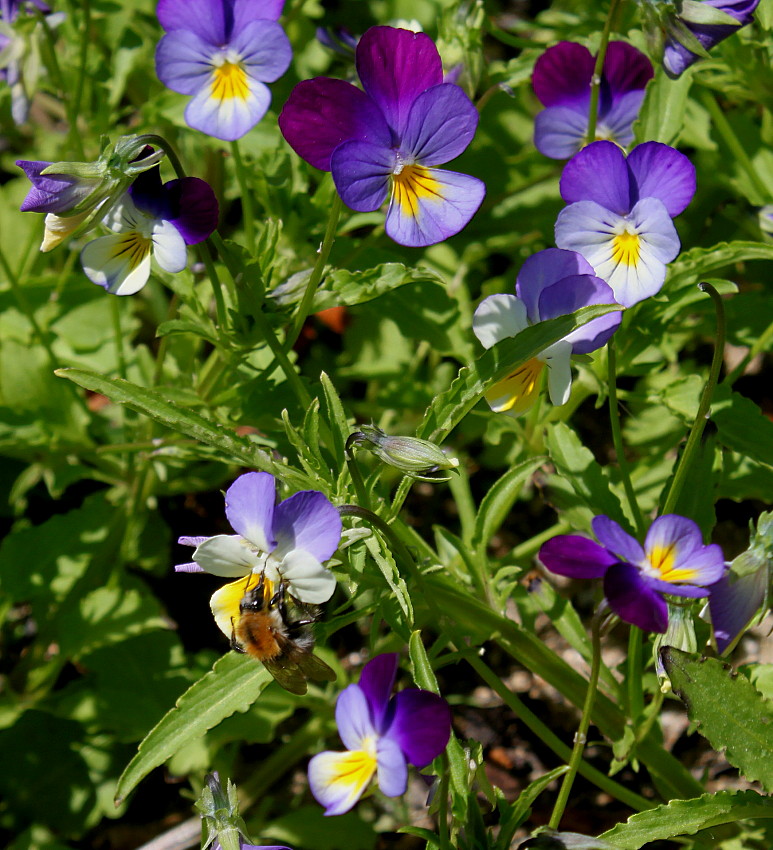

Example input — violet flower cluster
[308,653,451,815]
[279,25,485,247]
[532,41,653,160]
[155,0,291,141]
[539,515,726,633]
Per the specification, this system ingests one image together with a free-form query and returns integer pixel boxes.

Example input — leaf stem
[661,283,725,515]
[230,140,256,249]
[548,609,603,829]
[586,0,622,145]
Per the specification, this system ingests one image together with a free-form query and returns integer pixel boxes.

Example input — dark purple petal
[710,568,765,653]
[538,535,617,579]
[163,177,219,244]
[224,471,277,553]
[533,105,589,160]
[358,654,398,731]
[387,689,451,767]
[559,141,631,215]
[591,516,645,564]
[16,160,97,214]
[627,142,696,217]
[335,683,376,750]
[604,563,668,633]
[279,77,391,171]
[536,275,622,354]
[157,0,228,43]
[375,735,408,797]
[330,139,393,212]
[515,247,596,322]
[400,83,479,166]
[355,26,443,140]
[128,166,166,215]
[272,490,342,562]
[532,42,594,108]
[603,42,653,100]
[647,578,710,598]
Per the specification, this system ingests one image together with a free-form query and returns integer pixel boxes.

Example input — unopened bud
[347,425,459,481]
[195,773,250,850]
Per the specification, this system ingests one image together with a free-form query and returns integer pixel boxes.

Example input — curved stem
[230,140,256,249]
[70,0,90,158]
[586,0,621,144]
[548,609,603,829]
[608,338,646,536]
[627,625,644,722]
[286,194,343,349]
[661,283,725,515]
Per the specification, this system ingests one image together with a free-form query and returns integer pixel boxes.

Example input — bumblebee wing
[262,656,308,696]
[297,652,337,684]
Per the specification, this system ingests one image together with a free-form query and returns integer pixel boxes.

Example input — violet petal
[358,653,399,731]
[271,490,342,563]
[387,688,451,768]
[400,83,479,166]
[539,535,617,579]
[627,142,696,217]
[604,563,668,633]
[224,472,278,554]
[559,141,631,215]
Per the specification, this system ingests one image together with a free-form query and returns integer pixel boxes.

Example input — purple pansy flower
[154,0,292,141]
[532,41,653,160]
[472,249,622,417]
[653,0,761,78]
[175,472,341,637]
[308,653,451,816]
[279,25,485,248]
[554,140,696,308]
[80,165,218,295]
[539,514,726,633]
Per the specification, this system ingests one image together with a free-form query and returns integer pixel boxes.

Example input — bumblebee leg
[230,617,245,653]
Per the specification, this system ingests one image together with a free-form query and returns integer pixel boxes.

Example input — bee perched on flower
[279,25,485,247]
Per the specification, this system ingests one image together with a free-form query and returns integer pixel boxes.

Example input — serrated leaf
[364,536,413,626]
[417,305,620,443]
[115,652,272,804]
[319,371,349,471]
[665,241,773,301]
[55,368,310,489]
[599,790,773,848]
[408,630,439,693]
[282,406,329,484]
[633,66,692,145]
[313,263,444,311]
[473,457,546,549]
[662,648,773,791]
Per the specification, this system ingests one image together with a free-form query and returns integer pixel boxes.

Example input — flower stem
[661,283,725,515]
[70,0,91,159]
[338,505,416,572]
[586,0,622,145]
[700,89,773,204]
[548,609,603,830]
[344,445,373,511]
[607,338,646,536]
[626,625,645,722]
[230,140,256,249]
[286,194,343,349]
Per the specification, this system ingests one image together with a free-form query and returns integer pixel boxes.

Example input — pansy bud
[195,773,250,850]
[17,134,166,250]
[654,603,697,692]
[347,425,459,480]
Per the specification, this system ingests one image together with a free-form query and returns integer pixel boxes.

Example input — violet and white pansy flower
[540,514,726,633]
[279,25,485,247]
[554,140,696,308]
[533,41,653,160]
[80,165,218,295]
[175,472,342,637]
[154,0,292,142]
[308,654,451,816]
[472,248,622,417]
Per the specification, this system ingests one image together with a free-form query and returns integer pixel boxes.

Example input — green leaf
[545,422,628,530]
[408,630,440,693]
[494,766,568,850]
[319,371,350,472]
[114,652,272,804]
[312,263,444,311]
[417,305,621,443]
[712,385,773,469]
[55,368,311,489]
[364,536,413,628]
[662,648,773,791]
[599,790,773,848]
[473,457,546,549]
[633,67,692,146]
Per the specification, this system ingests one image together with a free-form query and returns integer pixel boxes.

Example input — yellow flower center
[647,544,698,584]
[111,231,153,270]
[211,60,249,102]
[485,357,545,416]
[392,164,441,217]
[611,230,641,266]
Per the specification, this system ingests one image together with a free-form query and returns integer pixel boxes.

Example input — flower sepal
[679,0,743,27]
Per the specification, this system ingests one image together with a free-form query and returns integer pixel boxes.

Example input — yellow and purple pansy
[472,248,622,417]
[554,140,696,308]
[80,165,218,296]
[278,25,485,247]
[532,41,653,160]
[308,653,451,816]
[539,514,726,633]
[154,0,291,141]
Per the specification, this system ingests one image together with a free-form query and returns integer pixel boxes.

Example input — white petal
[80,233,153,295]
[472,294,529,349]
[279,548,337,604]
[192,534,261,576]
[103,194,147,233]
[542,339,573,406]
[152,219,188,273]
